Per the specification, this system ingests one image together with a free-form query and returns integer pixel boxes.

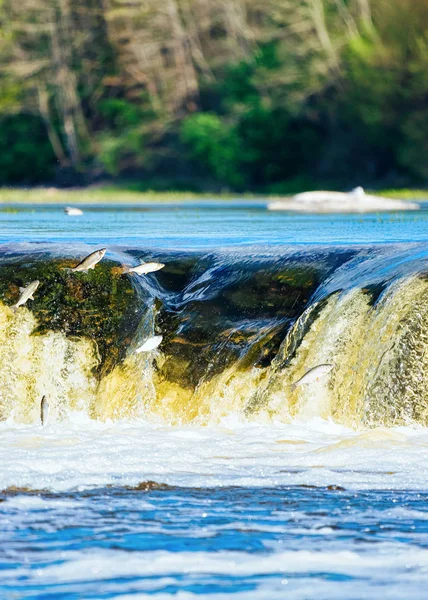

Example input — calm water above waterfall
[1,199,428,599]
[0,199,428,245]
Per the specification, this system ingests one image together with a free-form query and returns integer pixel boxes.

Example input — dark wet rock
[0,257,141,378]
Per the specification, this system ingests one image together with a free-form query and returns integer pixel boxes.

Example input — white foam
[10,545,428,579]
[1,416,428,492]
[3,545,428,600]
[3,496,77,509]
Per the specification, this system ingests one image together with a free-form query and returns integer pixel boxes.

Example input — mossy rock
[0,257,142,378]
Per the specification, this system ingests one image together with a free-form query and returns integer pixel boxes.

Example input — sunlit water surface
[0,199,427,246]
[1,198,428,599]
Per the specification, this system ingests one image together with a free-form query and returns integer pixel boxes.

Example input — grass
[0,186,217,204]
[0,185,426,204]
[373,189,428,199]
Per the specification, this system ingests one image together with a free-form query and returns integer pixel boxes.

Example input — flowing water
[1,199,428,599]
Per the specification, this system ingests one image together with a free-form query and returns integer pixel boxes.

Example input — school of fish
[9,247,166,424]
[8,245,336,425]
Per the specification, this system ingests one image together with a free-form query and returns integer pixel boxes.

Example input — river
[1,199,428,598]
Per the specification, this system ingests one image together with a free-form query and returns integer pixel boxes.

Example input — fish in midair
[70,248,106,272]
[12,280,40,311]
[125,262,165,276]
[65,206,83,216]
[40,395,49,426]
[290,363,334,391]
[135,335,163,353]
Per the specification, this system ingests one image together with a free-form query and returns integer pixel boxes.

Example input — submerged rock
[268,187,420,213]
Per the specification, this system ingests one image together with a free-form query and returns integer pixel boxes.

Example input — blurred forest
[0,0,427,191]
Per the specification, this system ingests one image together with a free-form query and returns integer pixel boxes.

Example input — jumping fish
[40,395,49,426]
[12,280,40,311]
[135,335,163,353]
[291,363,334,391]
[126,262,165,275]
[65,206,83,216]
[70,248,106,272]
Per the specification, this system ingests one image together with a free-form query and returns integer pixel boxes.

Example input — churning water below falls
[1,199,428,599]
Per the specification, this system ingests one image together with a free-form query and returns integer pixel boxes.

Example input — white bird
[135,335,163,353]
[65,206,84,216]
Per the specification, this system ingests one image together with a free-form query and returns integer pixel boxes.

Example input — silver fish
[291,363,334,391]
[127,262,165,275]
[71,248,106,272]
[12,280,40,311]
[135,335,163,353]
[40,395,49,426]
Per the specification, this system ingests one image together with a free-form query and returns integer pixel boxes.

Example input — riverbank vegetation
[0,0,427,192]
[0,187,426,205]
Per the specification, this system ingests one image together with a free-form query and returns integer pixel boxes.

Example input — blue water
[0,200,427,246]
[2,199,428,599]
[1,485,428,599]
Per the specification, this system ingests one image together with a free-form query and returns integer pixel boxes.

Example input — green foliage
[237,107,323,185]
[98,99,144,128]
[0,0,427,189]
[181,113,244,187]
[342,35,399,140]
[334,16,428,181]
[396,44,428,179]
[96,100,150,175]
[97,130,144,176]
[183,60,324,189]
[0,114,56,184]
[398,110,428,180]
[0,79,21,112]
